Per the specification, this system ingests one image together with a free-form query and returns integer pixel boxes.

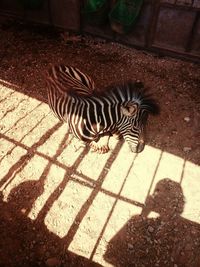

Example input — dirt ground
[0,18,200,267]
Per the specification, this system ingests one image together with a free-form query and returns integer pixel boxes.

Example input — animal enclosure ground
[0,19,200,267]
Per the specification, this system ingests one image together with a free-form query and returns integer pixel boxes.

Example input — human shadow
[0,190,103,267]
[0,125,105,266]
[0,126,125,266]
[104,178,200,267]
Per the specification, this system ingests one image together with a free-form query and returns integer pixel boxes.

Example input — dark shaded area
[0,17,199,164]
[1,167,200,266]
[0,109,198,266]
[104,178,200,267]
[1,0,199,61]
[0,115,126,266]
[0,194,103,267]
[0,17,200,267]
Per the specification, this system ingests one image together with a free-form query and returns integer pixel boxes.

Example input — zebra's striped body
[46,65,95,95]
[46,65,159,153]
[46,65,95,122]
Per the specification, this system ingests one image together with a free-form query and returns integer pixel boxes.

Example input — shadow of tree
[104,178,200,267]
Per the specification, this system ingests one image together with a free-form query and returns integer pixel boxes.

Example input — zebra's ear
[121,103,138,117]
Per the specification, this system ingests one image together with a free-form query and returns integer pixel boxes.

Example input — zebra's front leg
[89,135,110,154]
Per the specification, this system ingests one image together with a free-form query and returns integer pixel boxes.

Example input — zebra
[46,64,95,97]
[46,64,95,121]
[46,64,110,152]
[46,66,159,153]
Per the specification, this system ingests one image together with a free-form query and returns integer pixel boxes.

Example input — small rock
[46,257,61,267]
[21,208,26,214]
[183,147,192,152]
[148,226,154,233]
[127,243,134,250]
[146,237,151,242]
[184,116,190,122]
[45,251,51,258]
[172,130,177,134]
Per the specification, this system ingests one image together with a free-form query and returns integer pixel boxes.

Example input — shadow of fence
[0,46,200,266]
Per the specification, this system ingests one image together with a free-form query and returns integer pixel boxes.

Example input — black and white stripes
[46,65,159,153]
[46,65,95,95]
[46,65,95,121]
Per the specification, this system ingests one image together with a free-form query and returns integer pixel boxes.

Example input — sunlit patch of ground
[0,82,200,267]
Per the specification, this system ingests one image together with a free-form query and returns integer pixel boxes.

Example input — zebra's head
[118,83,159,153]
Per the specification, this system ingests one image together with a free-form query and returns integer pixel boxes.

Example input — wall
[0,0,199,62]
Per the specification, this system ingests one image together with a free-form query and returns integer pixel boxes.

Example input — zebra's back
[46,65,95,95]
[46,65,95,121]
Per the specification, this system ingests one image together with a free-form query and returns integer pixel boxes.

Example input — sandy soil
[0,18,200,267]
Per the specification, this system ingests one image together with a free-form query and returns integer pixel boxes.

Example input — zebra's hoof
[90,142,109,154]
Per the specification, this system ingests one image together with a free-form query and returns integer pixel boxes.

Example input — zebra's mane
[101,81,159,115]
[70,81,160,115]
